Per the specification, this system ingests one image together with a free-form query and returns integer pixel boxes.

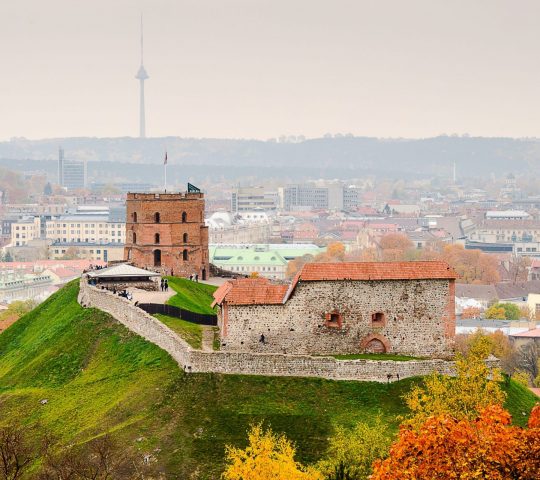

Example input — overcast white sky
[1,0,540,140]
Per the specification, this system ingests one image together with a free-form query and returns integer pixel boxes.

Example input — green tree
[316,418,392,480]
[485,302,521,320]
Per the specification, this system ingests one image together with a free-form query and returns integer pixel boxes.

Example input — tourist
[195,274,198,282]
[160,278,164,291]
[189,274,193,281]
[164,279,169,292]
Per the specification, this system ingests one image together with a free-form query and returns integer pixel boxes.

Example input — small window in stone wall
[371,312,386,326]
[325,311,342,328]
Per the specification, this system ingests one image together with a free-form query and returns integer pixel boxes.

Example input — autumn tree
[485,302,521,320]
[222,424,322,480]
[316,418,391,480]
[440,244,500,284]
[461,306,481,319]
[405,336,505,426]
[378,234,413,261]
[371,405,540,480]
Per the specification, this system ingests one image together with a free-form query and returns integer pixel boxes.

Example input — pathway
[201,327,215,352]
[130,288,175,305]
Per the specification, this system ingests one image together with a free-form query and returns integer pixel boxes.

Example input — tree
[43,182,53,196]
[485,302,521,320]
[316,419,391,480]
[509,255,531,284]
[0,424,37,480]
[39,434,150,480]
[378,234,413,262]
[371,405,540,480]
[325,242,346,261]
[517,343,540,382]
[461,306,481,319]
[222,424,322,480]
[405,337,505,426]
[484,305,506,319]
[440,244,500,284]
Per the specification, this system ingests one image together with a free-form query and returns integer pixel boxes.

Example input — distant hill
[1,135,540,180]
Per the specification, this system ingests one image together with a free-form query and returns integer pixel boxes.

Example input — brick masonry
[124,192,210,278]
[218,279,456,357]
[77,279,499,382]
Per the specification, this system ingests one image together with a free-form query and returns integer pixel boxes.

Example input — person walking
[164,279,169,292]
[160,278,164,291]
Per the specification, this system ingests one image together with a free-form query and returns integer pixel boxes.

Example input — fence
[138,303,218,326]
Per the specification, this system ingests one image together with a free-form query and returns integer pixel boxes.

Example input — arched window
[182,212,187,223]
[133,212,137,223]
[155,212,160,223]
[154,249,161,267]
[132,232,137,244]
[155,233,160,244]
[182,249,188,261]
[183,233,188,243]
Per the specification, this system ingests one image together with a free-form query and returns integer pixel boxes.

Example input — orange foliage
[440,244,500,284]
[461,306,481,319]
[372,405,540,480]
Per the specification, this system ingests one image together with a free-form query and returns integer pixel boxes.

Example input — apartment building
[46,214,125,244]
[10,217,41,246]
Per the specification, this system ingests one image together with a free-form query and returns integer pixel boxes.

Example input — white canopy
[87,264,160,278]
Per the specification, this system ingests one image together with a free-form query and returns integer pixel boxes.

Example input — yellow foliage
[222,424,322,480]
[405,340,505,427]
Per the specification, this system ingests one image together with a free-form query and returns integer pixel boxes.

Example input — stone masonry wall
[220,279,454,357]
[78,279,496,382]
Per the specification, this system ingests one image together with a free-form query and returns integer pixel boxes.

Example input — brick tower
[124,191,210,279]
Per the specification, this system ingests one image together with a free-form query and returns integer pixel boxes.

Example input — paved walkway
[130,288,175,305]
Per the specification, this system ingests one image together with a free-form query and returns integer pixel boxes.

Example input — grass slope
[0,282,537,478]
[155,313,203,349]
[165,277,217,315]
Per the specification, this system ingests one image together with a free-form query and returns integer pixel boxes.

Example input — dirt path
[201,327,215,352]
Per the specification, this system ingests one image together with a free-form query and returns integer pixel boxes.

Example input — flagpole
[164,151,167,192]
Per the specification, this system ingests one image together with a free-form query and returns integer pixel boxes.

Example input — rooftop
[298,261,457,281]
[212,278,288,306]
[87,264,160,278]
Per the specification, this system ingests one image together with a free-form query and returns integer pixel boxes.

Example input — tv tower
[135,15,149,138]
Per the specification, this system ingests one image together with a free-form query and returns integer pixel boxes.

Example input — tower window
[182,249,188,261]
[133,212,137,223]
[182,212,187,223]
[132,232,137,244]
[155,233,160,244]
[183,233,188,243]
[155,212,160,223]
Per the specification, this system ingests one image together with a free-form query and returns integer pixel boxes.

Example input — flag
[164,152,168,165]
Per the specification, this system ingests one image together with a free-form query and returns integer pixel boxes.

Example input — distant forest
[2,135,539,183]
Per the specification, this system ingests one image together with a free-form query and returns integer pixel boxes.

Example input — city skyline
[2,1,540,140]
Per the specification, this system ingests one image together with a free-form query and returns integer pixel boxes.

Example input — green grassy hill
[165,277,217,314]
[0,281,537,479]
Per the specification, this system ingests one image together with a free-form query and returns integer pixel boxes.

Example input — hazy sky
[2,0,540,140]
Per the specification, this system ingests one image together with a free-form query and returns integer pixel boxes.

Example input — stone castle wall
[219,279,454,357]
[78,279,495,383]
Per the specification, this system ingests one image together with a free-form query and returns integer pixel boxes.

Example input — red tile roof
[511,328,540,338]
[214,261,457,306]
[212,278,289,306]
[298,261,457,281]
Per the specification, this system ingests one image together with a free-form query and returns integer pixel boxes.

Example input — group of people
[188,273,199,282]
[160,278,169,292]
[112,287,133,301]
